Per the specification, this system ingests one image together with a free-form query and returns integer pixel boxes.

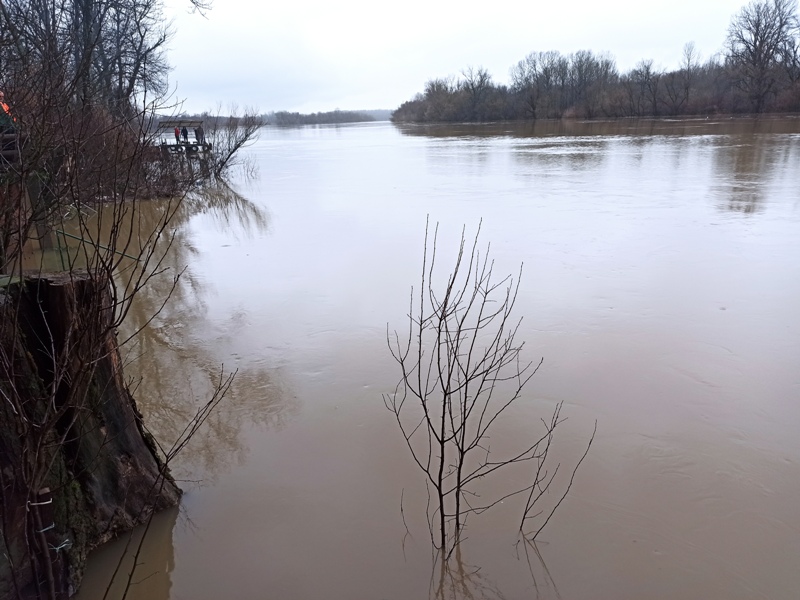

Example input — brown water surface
[76,118,800,599]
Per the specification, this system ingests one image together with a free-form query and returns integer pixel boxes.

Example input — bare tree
[726,0,799,112]
[780,18,800,83]
[664,43,701,115]
[423,77,459,122]
[510,50,616,120]
[202,105,263,179]
[460,66,492,121]
[385,221,592,557]
[681,41,701,95]
[511,53,543,119]
[0,0,172,117]
[576,51,618,118]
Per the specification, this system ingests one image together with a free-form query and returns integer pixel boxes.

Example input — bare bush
[385,220,594,557]
[203,105,263,179]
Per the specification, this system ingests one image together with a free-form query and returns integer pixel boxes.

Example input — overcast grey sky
[163,0,752,114]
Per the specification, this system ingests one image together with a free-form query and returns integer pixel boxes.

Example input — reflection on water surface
[119,184,295,482]
[78,119,800,600]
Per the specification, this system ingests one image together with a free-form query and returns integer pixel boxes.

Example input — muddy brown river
[75,118,800,599]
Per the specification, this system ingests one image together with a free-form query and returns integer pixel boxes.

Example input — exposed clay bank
[77,118,800,599]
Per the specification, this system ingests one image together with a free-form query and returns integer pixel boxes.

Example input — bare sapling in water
[385,219,595,558]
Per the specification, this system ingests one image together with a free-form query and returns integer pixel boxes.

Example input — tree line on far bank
[392,0,800,123]
[264,109,379,125]
[172,109,392,127]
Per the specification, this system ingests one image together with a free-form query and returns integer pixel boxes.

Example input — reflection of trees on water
[116,183,294,482]
[430,541,560,600]
[427,140,492,173]
[515,536,562,600]
[513,139,609,171]
[74,506,178,600]
[399,118,800,217]
[432,547,508,600]
[711,133,774,214]
[181,181,271,235]
[394,117,800,141]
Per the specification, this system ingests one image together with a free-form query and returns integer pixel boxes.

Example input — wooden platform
[156,118,210,154]
[159,140,212,155]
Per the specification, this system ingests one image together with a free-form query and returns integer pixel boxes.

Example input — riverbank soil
[0,273,180,599]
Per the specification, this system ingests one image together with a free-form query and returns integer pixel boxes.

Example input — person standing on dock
[181,126,188,142]
[0,91,15,132]
[1,91,16,156]
[195,125,205,144]
[174,126,180,143]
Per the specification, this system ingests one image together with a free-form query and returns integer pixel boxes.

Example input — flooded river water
[76,118,800,599]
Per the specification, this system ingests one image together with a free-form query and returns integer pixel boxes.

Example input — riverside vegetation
[0,0,256,598]
[393,0,800,122]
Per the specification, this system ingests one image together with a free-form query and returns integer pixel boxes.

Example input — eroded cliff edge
[0,273,181,599]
